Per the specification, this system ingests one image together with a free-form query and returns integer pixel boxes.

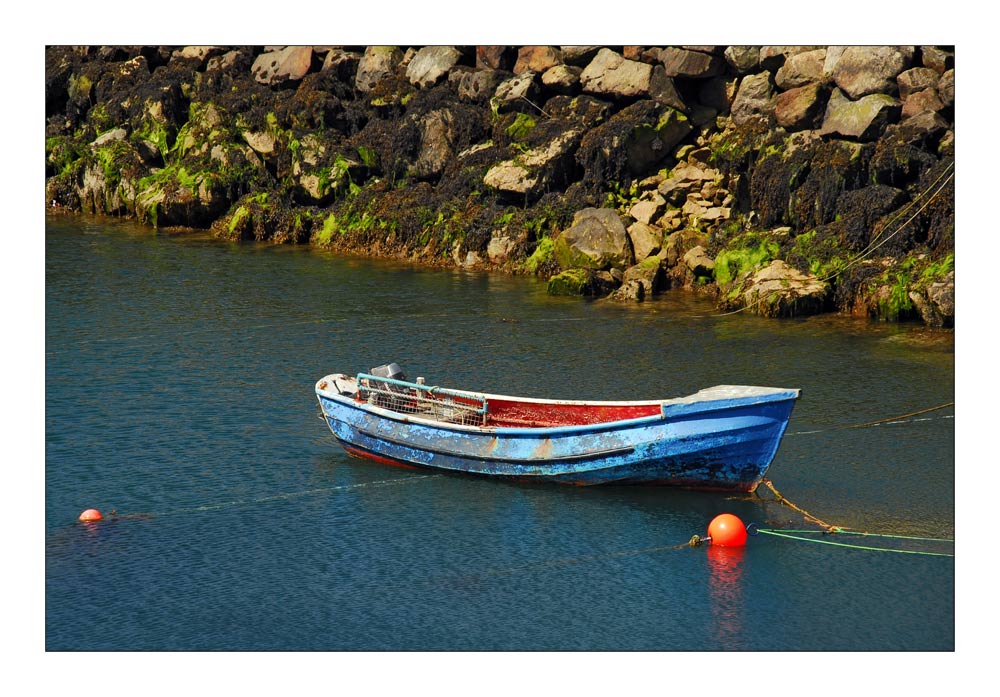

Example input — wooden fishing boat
[315,363,800,490]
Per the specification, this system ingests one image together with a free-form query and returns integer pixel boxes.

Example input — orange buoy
[78,508,103,522]
[707,513,748,547]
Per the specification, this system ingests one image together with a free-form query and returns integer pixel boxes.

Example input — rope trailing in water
[753,481,955,557]
[844,401,954,429]
[754,528,954,557]
[760,529,953,542]
[92,474,443,522]
[756,479,843,533]
[785,400,954,436]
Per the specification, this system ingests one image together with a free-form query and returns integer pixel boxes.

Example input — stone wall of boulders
[45,45,954,326]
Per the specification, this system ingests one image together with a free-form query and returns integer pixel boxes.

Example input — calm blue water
[45,215,954,651]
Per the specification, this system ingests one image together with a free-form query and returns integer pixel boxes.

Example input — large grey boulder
[819,88,900,140]
[832,46,914,99]
[79,139,140,216]
[730,260,830,317]
[356,46,403,93]
[483,127,584,198]
[252,46,313,85]
[580,48,653,98]
[553,207,633,271]
[406,46,461,88]
[731,72,775,125]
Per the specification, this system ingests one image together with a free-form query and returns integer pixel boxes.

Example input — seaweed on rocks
[835,185,911,252]
[44,45,957,325]
[870,131,939,188]
[576,100,684,190]
[918,158,955,254]
[788,141,871,231]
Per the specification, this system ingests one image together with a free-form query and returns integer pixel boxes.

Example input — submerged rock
[608,278,645,302]
[547,267,616,296]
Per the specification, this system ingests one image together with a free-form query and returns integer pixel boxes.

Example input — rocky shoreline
[45,45,955,327]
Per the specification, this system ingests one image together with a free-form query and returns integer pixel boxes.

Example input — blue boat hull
[316,380,798,490]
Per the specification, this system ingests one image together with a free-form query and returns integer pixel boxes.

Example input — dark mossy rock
[547,268,617,296]
[576,100,692,188]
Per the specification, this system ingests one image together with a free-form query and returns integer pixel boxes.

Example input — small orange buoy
[78,509,103,522]
[707,513,748,547]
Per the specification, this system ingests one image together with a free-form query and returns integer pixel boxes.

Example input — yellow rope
[844,401,954,429]
[757,479,844,533]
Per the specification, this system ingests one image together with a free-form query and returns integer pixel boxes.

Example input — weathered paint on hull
[316,387,798,490]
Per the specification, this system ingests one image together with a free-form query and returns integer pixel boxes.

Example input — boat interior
[320,370,662,428]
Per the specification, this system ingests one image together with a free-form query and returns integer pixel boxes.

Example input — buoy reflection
[707,545,746,648]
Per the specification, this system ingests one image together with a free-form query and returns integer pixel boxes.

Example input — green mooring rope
[766,529,954,542]
[756,528,955,557]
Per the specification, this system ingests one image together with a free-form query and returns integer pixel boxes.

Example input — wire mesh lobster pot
[357,371,488,426]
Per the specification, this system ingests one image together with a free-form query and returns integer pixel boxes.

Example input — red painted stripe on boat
[340,442,423,471]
